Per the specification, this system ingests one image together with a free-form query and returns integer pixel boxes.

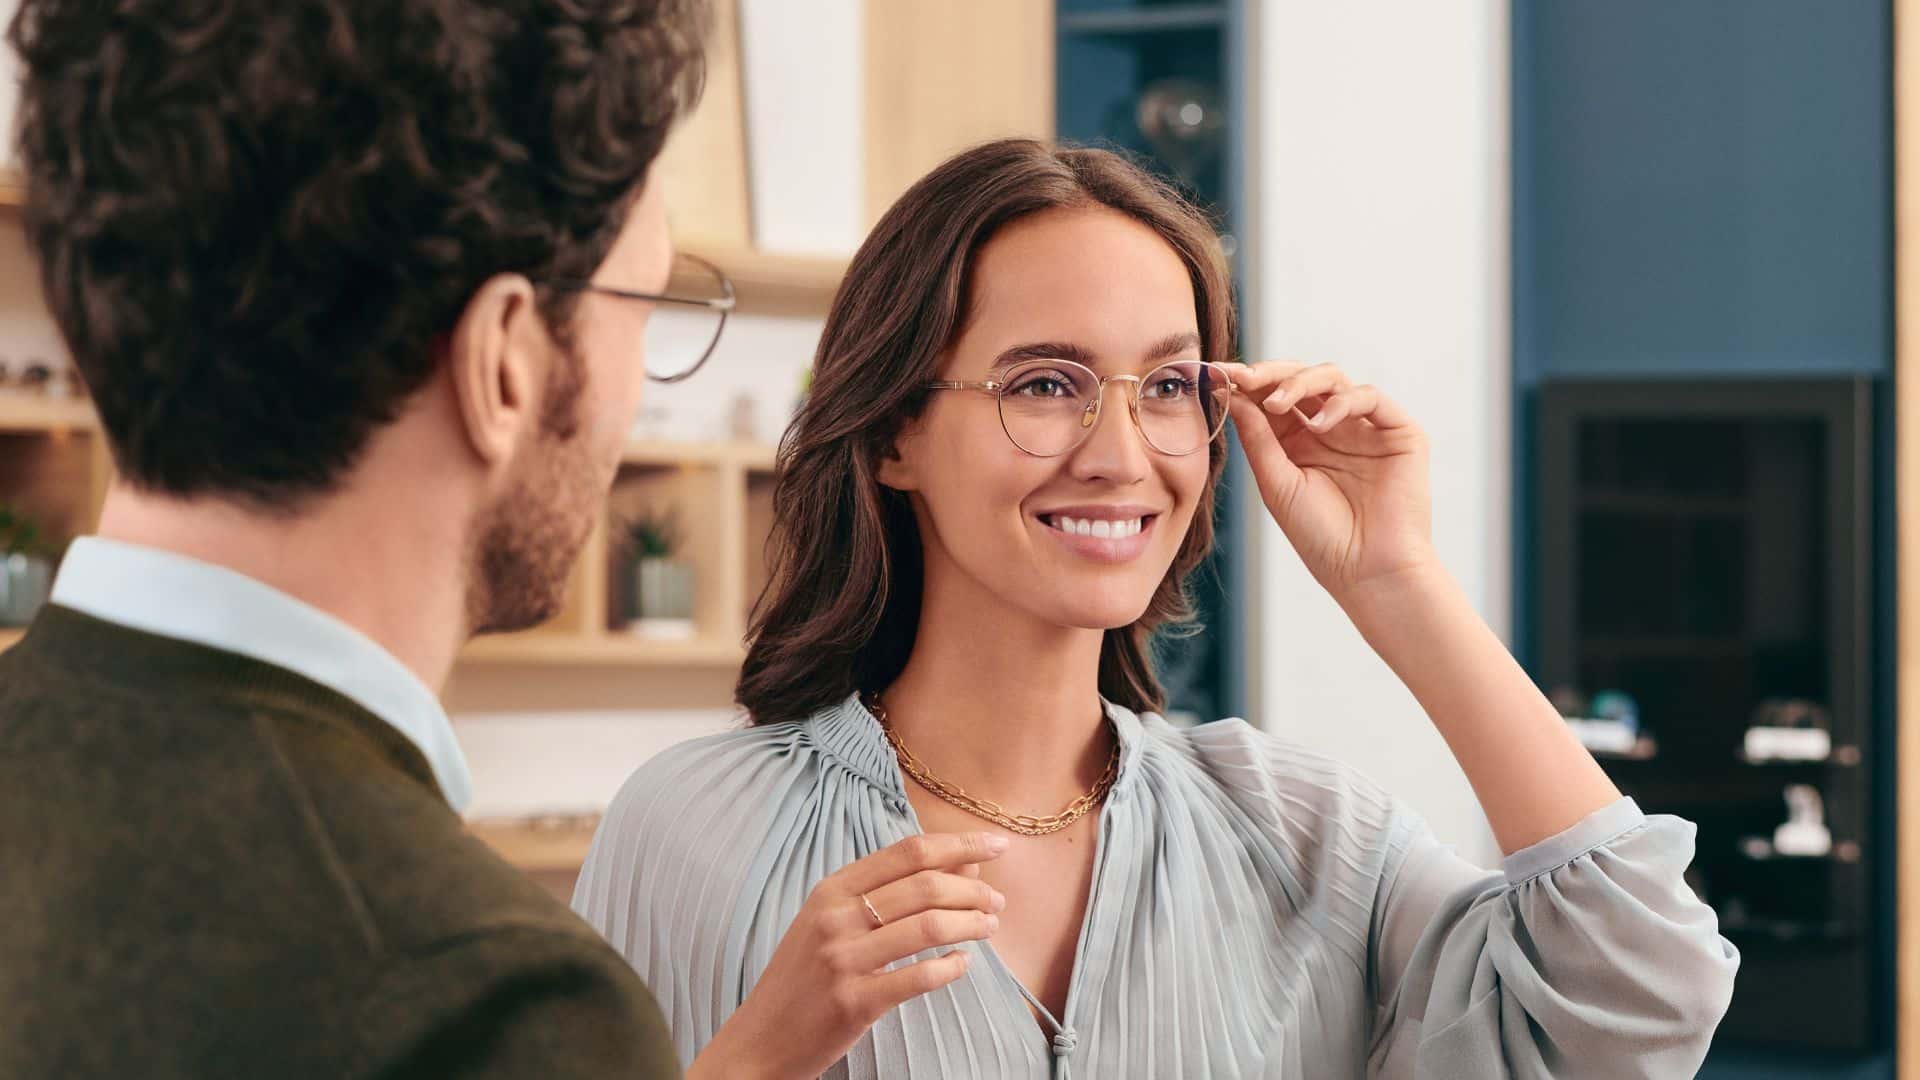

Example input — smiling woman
[574,139,1740,1080]
[732,140,1238,725]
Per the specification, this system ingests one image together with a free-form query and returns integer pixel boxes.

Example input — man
[0,1,714,1075]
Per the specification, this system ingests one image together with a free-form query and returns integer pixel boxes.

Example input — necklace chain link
[867,695,1119,837]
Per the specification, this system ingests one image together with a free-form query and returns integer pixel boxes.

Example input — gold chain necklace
[866,694,1119,837]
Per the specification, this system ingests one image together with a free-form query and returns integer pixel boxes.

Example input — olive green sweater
[0,605,679,1078]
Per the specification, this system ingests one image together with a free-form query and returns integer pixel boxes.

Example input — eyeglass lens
[996,360,1231,456]
[642,259,730,381]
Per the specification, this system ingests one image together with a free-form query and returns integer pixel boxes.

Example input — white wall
[1249,2,1510,865]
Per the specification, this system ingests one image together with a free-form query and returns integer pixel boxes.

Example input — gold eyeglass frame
[545,252,737,384]
[926,357,1238,458]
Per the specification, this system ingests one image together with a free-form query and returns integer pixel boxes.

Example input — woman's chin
[1043,598,1157,633]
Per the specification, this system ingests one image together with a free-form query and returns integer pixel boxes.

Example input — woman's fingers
[1228,359,1310,395]
[841,904,1001,973]
[861,869,1004,928]
[1261,363,1352,417]
[1228,392,1304,514]
[856,949,974,1020]
[831,832,1008,898]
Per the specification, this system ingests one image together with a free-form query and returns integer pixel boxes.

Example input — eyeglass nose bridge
[1071,372,1146,444]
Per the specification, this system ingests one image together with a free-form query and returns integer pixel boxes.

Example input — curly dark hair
[9,0,707,506]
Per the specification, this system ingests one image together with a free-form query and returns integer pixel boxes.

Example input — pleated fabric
[574,694,1739,1079]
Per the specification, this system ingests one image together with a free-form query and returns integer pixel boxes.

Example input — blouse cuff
[1499,796,1649,884]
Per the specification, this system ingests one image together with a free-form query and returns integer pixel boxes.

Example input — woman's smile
[1032,504,1162,563]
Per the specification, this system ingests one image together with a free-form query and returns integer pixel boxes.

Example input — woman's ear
[875,421,922,492]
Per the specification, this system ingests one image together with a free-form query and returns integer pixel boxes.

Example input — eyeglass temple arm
[925,380,1003,392]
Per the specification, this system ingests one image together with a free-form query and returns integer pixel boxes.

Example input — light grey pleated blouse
[574,694,1740,1078]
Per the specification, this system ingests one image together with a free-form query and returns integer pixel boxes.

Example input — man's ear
[446,273,545,467]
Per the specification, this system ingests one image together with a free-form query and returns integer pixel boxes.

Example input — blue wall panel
[1516,0,1890,383]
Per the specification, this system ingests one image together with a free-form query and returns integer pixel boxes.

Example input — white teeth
[1049,515,1146,539]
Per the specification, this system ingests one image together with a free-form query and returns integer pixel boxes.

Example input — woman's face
[883,206,1213,633]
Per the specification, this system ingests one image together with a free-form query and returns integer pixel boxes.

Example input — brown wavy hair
[737,139,1235,726]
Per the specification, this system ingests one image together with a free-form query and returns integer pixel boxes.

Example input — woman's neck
[881,570,1115,812]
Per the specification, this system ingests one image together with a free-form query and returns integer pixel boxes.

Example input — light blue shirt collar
[50,537,474,811]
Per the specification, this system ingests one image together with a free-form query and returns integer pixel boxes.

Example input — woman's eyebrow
[986,332,1202,376]
[989,341,1099,374]
[1144,331,1203,363]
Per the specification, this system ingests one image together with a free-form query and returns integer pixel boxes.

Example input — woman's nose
[1068,381,1152,483]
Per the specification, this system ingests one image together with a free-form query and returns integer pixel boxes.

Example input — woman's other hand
[1227,361,1438,604]
[688,831,1010,1080]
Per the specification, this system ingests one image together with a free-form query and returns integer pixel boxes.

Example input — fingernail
[985,914,1001,933]
[982,834,1011,853]
[989,890,1007,912]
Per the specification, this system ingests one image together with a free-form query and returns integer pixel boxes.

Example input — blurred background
[0,0,1911,1074]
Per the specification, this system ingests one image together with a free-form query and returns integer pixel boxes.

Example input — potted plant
[0,502,54,627]
[620,505,695,639]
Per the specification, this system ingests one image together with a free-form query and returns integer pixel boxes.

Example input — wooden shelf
[622,438,776,471]
[0,394,95,433]
[469,819,598,873]
[461,631,744,667]
[679,245,845,311]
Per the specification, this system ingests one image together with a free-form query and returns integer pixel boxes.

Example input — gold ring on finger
[860,892,886,929]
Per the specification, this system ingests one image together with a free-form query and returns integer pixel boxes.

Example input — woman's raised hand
[689,831,1009,1080]
[1228,361,1439,604]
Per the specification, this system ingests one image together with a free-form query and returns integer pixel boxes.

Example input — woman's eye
[1010,373,1077,398]
[1146,376,1196,399]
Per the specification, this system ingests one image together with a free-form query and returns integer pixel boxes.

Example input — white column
[1247,1,1511,864]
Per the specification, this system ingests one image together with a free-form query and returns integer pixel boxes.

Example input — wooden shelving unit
[0,395,111,657]
[0,392,781,677]
[460,632,745,668]
[680,246,845,311]
[462,436,778,670]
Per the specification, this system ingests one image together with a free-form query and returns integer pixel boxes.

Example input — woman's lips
[1036,511,1159,563]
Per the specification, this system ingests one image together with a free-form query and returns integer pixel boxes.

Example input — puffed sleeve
[1367,798,1740,1078]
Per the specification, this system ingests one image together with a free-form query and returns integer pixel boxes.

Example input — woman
[575,140,1739,1078]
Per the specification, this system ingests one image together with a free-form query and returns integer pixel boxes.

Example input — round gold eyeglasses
[926,357,1237,457]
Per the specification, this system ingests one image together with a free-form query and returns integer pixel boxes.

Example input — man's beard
[466,352,603,636]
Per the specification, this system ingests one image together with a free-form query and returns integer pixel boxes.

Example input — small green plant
[0,502,44,557]
[620,505,681,560]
